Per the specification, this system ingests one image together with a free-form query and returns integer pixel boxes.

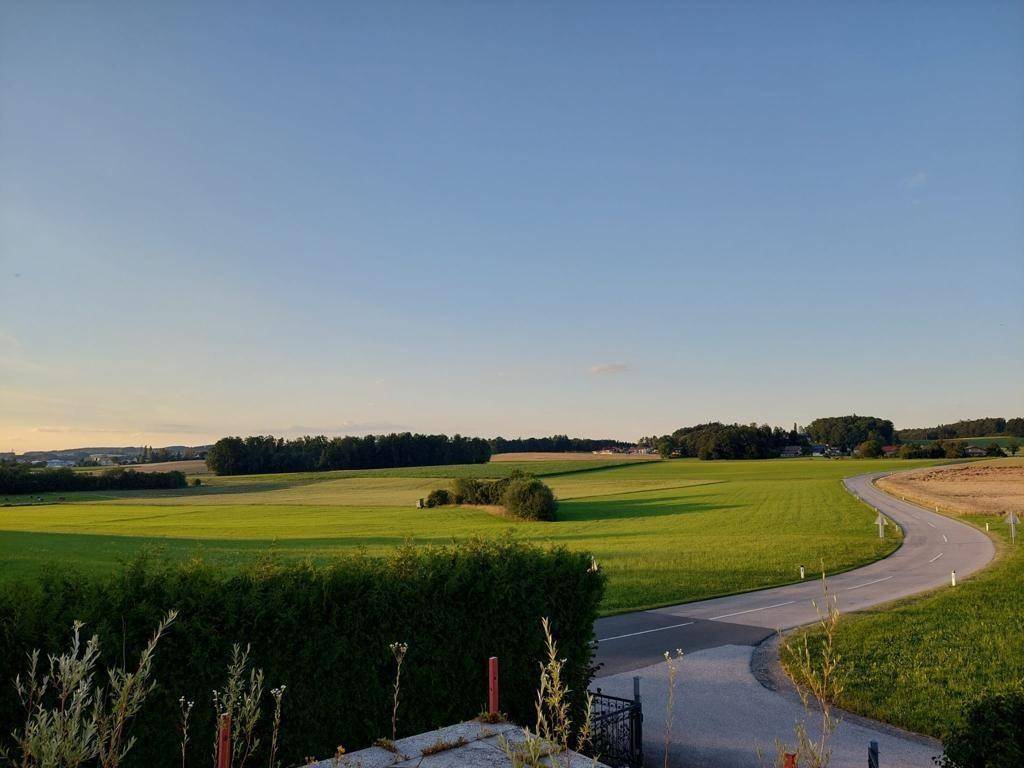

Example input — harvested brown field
[877,458,1024,516]
[490,451,658,462]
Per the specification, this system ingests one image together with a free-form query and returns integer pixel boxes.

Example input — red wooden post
[217,713,232,768]
[783,754,797,768]
[488,656,499,715]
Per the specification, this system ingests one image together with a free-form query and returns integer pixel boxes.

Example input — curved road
[592,469,995,767]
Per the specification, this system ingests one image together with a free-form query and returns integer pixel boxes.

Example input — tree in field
[942,441,966,459]
[1007,439,1020,457]
[806,415,894,451]
[984,443,1006,457]
[856,439,884,458]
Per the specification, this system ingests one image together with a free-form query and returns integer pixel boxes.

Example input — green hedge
[0,537,603,768]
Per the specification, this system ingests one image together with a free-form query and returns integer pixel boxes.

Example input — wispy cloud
[903,171,929,189]
[588,363,629,376]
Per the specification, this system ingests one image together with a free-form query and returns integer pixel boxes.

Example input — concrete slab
[309,721,605,768]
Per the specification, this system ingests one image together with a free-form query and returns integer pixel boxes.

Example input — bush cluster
[501,477,558,521]
[0,538,603,768]
[0,465,187,495]
[938,686,1024,767]
[426,472,557,521]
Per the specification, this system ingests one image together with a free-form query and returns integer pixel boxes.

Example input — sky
[1,1,1022,452]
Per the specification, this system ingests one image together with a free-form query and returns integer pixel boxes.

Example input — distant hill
[15,445,212,463]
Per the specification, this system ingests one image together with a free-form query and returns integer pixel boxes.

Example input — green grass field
[0,458,943,615]
[788,515,1023,739]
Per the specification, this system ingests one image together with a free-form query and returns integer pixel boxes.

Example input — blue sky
[2,1,1022,451]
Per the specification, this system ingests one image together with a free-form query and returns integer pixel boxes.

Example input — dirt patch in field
[877,459,1024,517]
[490,452,657,462]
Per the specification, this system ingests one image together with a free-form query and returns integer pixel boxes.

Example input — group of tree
[205,433,491,476]
[805,415,895,451]
[897,417,1024,441]
[0,464,187,495]
[893,441,1014,459]
[425,471,558,521]
[136,445,204,464]
[488,435,632,454]
[649,422,809,460]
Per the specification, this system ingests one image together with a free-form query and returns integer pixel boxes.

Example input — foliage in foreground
[936,686,1024,768]
[2,613,176,768]
[0,538,604,768]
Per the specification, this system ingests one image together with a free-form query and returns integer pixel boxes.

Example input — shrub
[0,538,602,768]
[855,439,884,459]
[424,488,451,507]
[937,687,1024,767]
[501,477,558,521]
[451,477,487,504]
[190,477,202,487]
[985,442,1006,457]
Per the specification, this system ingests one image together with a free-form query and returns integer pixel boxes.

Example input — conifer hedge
[0,537,604,768]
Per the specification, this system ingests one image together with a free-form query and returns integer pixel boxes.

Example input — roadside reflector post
[869,740,879,768]
[217,713,232,768]
[876,514,886,539]
[986,522,990,531]
[799,565,805,580]
[783,753,797,768]
[633,675,641,703]
[488,656,499,716]
[951,570,957,587]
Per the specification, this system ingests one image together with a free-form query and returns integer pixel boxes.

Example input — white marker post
[799,565,805,580]
[876,514,886,539]
[951,570,957,587]
[1009,512,1019,545]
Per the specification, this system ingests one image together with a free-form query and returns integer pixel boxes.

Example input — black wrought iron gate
[587,684,643,768]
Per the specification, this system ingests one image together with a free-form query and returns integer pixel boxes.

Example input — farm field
[0,458,945,615]
[490,451,658,462]
[789,458,1024,738]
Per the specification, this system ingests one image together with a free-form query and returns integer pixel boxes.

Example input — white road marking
[929,552,944,563]
[846,575,894,591]
[710,601,795,621]
[598,621,695,642]
[942,534,948,543]
[926,522,936,528]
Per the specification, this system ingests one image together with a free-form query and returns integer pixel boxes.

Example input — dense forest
[651,422,808,460]
[488,435,632,454]
[205,433,491,476]
[0,465,187,495]
[897,417,1024,441]
[805,415,895,450]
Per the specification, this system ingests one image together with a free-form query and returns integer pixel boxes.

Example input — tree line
[897,417,1024,441]
[488,435,632,454]
[805,415,895,451]
[649,422,809,460]
[205,433,492,476]
[0,464,187,495]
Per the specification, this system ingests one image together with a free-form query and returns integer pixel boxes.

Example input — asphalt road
[592,468,996,767]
